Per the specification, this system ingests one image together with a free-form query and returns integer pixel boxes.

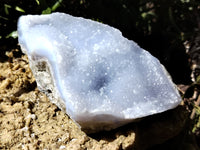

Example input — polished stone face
[18,13,181,132]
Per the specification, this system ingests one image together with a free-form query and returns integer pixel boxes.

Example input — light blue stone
[18,13,181,132]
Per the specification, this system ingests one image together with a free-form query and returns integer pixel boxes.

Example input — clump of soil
[0,48,188,150]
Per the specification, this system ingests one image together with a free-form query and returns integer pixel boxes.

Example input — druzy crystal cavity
[17,13,181,132]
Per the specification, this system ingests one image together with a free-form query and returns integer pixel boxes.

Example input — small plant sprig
[183,74,200,134]
[39,0,63,14]
[192,103,200,133]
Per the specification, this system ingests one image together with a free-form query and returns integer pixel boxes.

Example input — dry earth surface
[0,48,189,150]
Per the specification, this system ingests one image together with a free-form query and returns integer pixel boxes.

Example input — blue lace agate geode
[18,13,181,133]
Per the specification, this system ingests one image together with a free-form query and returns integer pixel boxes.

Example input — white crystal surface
[18,13,182,132]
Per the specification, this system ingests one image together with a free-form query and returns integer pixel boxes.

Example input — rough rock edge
[28,55,66,112]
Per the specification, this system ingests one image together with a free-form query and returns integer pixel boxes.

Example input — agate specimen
[17,13,181,133]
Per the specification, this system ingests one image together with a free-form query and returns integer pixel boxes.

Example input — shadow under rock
[89,120,137,143]
[89,105,189,150]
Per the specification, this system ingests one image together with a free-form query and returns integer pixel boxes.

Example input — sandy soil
[0,48,188,150]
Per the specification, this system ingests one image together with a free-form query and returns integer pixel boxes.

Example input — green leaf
[15,6,25,13]
[0,16,8,20]
[141,12,147,19]
[35,0,40,5]
[80,0,85,5]
[181,0,190,3]
[42,7,52,14]
[4,4,11,15]
[196,75,200,84]
[195,105,200,115]
[6,31,18,39]
[52,0,63,12]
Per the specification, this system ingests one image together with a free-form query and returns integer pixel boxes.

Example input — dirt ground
[0,48,192,149]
